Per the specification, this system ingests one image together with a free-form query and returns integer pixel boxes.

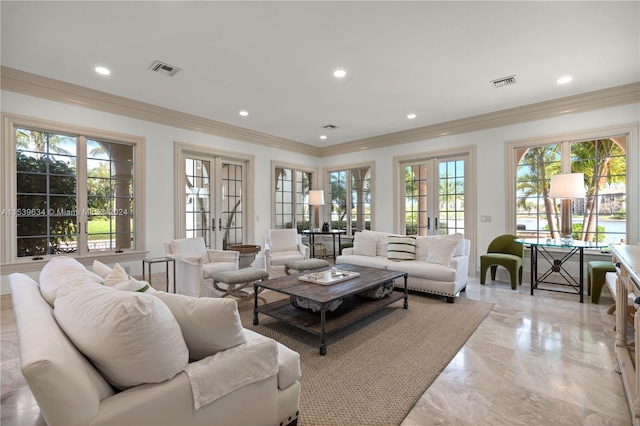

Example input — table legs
[530,245,584,303]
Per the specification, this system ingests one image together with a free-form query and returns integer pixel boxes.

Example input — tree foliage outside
[516,138,626,242]
[16,152,77,256]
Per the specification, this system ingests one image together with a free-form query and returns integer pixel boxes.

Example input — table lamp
[549,173,585,244]
[308,189,325,231]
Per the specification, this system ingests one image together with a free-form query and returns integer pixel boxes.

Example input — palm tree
[570,138,626,241]
[517,145,561,237]
[16,128,72,156]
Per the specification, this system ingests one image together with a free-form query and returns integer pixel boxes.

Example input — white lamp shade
[549,173,586,198]
[308,189,325,205]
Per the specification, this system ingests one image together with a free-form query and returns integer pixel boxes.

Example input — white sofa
[336,230,470,303]
[9,257,300,426]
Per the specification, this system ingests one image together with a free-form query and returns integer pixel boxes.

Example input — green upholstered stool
[587,261,617,304]
[284,258,330,275]
[209,267,269,304]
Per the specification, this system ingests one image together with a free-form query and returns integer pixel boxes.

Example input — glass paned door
[185,157,212,246]
[404,157,466,236]
[184,156,245,249]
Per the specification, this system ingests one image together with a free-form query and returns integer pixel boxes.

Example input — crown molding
[2,66,638,159]
[319,81,640,157]
[0,66,322,157]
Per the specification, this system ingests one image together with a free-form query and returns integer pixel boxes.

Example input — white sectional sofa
[9,257,300,426]
[336,230,470,303]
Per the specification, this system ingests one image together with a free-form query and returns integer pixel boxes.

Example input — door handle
[211,218,215,232]
[435,218,438,230]
[219,218,222,231]
[427,217,430,230]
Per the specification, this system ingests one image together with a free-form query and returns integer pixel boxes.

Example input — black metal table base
[530,244,584,303]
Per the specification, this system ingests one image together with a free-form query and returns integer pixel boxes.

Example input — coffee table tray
[298,270,360,285]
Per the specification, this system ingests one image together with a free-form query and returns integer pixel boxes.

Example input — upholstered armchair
[264,229,309,278]
[165,237,239,297]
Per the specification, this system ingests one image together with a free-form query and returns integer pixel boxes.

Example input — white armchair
[264,229,309,278]
[164,237,239,297]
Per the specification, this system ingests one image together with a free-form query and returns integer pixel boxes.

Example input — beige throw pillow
[425,234,462,265]
[54,285,188,390]
[153,292,247,360]
[353,231,377,256]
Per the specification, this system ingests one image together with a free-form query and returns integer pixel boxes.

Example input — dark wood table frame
[253,264,408,355]
[301,229,346,262]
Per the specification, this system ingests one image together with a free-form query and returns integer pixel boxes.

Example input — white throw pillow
[353,231,377,257]
[40,256,104,306]
[54,285,188,390]
[387,235,416,261]
[103,263,130,287]
[92,260,113,279]
[425,234,462,265]
[153,292,247,360]
[113,278,155,293]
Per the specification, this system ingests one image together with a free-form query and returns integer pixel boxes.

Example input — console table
[515,238,605,303]
[301,229,346,261]
[610,244,640,425]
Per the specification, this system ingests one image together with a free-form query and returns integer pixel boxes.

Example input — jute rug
[239,292,494,425]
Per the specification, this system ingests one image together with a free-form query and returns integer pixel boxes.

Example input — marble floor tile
[1,275,633,425]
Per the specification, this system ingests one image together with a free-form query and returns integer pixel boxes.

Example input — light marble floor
[1,275,632,425]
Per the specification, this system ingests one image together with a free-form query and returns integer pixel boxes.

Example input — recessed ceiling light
[239,111,249,116]
[95,66,110,75]
[333,69,346,78]
[557,75,573,84]
[407,114,417,119]
[320,135,327,140]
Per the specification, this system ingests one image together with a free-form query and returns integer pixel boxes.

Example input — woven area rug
[239,292,494,425]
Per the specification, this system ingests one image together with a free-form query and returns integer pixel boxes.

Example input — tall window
[273,166,313,232]
[515,137,627,244]
[2,115,144,265]
[327,165,372,234]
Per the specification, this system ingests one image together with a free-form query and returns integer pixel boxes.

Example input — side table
[142,256,176,293]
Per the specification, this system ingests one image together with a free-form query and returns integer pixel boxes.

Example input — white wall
[1,90,638,293]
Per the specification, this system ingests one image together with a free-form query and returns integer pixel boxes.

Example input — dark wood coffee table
[253,263,408,355]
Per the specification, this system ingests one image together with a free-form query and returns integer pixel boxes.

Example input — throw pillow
[153,292,247,361]
[102,263,129,287]
[387,235,416,261]
[40,256,104,306]
[103,263,155,293]
[92,259,113,279]
[54,284,188,390]
[352,231,377,257]
[425,234,462,265]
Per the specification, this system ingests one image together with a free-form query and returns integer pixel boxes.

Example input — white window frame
[506,123,639,245]
[270,161,318,231]
[324,161,375,235]
[1,113,147,273]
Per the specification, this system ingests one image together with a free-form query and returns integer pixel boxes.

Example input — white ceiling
[1,1,639,148]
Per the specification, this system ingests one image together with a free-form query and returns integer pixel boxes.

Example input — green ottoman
[284,258,330,275]
[209,267,269,304]
[587,261,617,304]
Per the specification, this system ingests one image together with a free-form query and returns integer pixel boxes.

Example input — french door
[182,154,245,249]
[403,156,467,236]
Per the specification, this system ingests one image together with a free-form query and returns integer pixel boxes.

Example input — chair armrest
[178,256,203,267]
[206,249,239,264]
[298,243,309,259]
[94,339,279,425]
[341,247,355,255]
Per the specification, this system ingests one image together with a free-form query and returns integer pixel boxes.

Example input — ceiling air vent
[491,75,517,88]
[148,60,182,77]
[321,124,339,130]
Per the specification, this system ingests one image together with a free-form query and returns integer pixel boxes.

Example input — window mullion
[77,137,88,256]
